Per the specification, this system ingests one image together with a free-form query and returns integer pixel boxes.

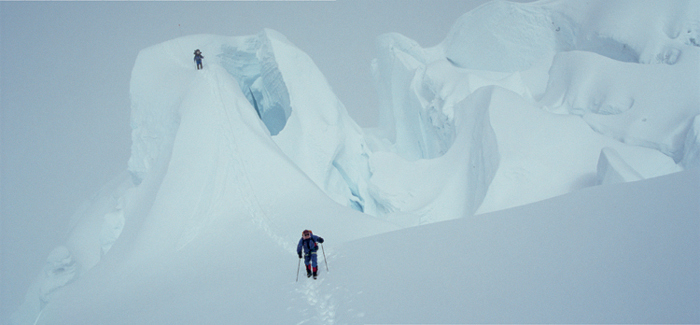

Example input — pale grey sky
[1,0,528,320]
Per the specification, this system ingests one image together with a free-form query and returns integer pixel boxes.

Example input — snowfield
[10,0,699,324]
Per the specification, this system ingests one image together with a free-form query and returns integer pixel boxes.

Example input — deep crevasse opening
[218,32,292,136]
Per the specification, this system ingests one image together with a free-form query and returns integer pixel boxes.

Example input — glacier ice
[442,0,565,72]
[541,49,700,161]
[10,0,700,323]
[219,30,292,136]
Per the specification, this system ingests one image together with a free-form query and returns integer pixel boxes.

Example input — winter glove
[298,253,302,259]
[317,237,324,244]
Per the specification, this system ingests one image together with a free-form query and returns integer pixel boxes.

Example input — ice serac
[219,29,291,136]
[477,84,686,213]
[537,0,700,162]
[372,33,445,159]
[545,0,700,64]
[371,32,495,161]
[369,32,533,222]
[368,87,499,225]
[440,0,700,165]
[219,29,377,215]
[369,0,689,217]
[442,0,570,72]
[31,33,398,324]
[540,49,700,162]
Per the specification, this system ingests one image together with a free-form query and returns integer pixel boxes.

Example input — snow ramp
[322,167,700,324]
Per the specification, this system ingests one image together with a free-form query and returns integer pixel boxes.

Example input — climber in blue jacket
[194,49,204,70]
[297,230,324,279]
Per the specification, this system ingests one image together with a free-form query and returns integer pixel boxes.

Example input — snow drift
[11,0,699,324]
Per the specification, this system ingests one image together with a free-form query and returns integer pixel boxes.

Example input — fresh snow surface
[11,0,700,324]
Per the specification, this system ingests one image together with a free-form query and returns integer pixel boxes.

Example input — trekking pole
[296,257,301,282]
[321,244,329,272]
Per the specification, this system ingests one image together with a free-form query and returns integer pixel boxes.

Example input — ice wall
[216,29,379,214]
[368,87,500,225]
[219,30,292,136]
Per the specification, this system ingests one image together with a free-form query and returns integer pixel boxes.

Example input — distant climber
[297,230,324,279]
[194,49,204,70]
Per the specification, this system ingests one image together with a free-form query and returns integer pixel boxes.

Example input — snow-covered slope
[13,32,399,325]
[11,0,699,324]
[18,167,700,324]
[326,168,700,324]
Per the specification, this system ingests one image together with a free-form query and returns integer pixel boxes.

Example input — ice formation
[11,0,699,324]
